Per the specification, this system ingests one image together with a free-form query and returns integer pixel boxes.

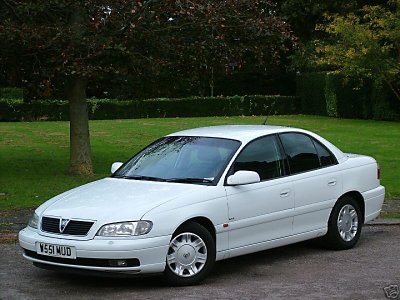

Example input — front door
[225,135,294,254]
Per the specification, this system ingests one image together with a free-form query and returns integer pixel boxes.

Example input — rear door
[279,133,342,234]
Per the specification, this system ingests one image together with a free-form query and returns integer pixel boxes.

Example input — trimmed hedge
[296,72,400,121]
[296,73,327,116]
[0,95,300,121]
[325,73,373,119]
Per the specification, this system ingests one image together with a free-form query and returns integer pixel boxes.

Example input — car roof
[168,125,345,161]
[169,125,300,142]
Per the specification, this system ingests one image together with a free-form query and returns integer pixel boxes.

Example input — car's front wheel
[164,222,215,286]
[325,196,362,250]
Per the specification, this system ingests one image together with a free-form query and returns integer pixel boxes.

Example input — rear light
[377,163,381,180]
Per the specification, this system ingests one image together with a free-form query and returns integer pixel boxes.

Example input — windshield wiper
[113,175,166,182]
[113,175,213,184]
[166,178,213,184]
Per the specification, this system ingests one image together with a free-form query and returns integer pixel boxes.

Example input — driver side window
[233,135,285,181]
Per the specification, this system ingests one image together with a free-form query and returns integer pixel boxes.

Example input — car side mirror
[111,162,123,174]
[227,171,260,186]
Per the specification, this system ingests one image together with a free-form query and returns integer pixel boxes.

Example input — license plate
[36,242,76,259]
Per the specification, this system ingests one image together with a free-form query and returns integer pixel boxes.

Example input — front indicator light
[96,221,152,237]
[28,213,39,229]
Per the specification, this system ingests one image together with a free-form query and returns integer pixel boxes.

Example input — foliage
[296,72,327,115]
[275,0,354,41]
[0,0,297,175]
[314,1,400,101]
[278,1,395,39]
[87,66,297,99]
[296,72,400,120]
[213,67,296,97]
[0,87,23,99]
[0,0,296,99]
[1,115,399,209]
[0,95,299,121]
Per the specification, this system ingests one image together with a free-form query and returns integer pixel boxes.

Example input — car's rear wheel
[164,222,215,286]
[325,196,362,250]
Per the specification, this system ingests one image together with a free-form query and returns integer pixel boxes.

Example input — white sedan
[19,125,385,285]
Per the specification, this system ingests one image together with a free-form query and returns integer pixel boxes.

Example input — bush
[0,87,23,99]
[0,95,300,121]
[296,72,400,121]
[0,99,69,121]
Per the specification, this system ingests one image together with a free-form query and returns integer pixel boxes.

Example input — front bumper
[19,227,170,274]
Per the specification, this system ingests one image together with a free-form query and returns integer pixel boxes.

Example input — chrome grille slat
[41,216,94,236]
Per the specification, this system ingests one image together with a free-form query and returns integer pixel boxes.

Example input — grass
[379,212,400,219]
[0,115,399,210]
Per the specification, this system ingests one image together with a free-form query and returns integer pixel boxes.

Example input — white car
[19,125,385,285]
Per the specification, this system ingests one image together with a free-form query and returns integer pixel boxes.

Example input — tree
[314,1,400,101]
[275,1,347,41]
[0,0,296,175]
[275,0,389,42]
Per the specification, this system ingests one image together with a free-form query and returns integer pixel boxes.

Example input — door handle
[328,179,337,186]
[280,189,291,198]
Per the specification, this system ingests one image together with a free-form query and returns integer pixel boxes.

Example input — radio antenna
[262,101,275,125]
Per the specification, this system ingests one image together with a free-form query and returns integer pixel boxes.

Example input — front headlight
[97,221,153,237]
[28,212,39,229]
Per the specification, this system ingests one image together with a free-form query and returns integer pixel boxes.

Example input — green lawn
[0,115,399,209]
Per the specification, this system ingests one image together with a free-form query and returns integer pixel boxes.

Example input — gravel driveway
[1,225,399,300]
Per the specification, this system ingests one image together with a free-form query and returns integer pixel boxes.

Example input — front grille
[24,249,140,268]
[41,216,94,236]
[41,217,59,233]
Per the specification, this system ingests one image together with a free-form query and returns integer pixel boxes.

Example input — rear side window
[233,135,285,181]
[279,133,320,174]
[313,140,337,167]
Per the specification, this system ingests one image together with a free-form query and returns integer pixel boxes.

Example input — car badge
[60,218,70,233]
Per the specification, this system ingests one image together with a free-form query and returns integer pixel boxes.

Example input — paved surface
[1,225,399,300]
[382,199,400,213]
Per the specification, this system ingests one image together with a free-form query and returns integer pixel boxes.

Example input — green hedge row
[0,95,300,121]
[296,72,400,121]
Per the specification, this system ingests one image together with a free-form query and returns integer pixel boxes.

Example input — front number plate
[36,242,76,259]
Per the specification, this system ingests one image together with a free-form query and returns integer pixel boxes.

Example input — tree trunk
[68,77,93,175]
[384,77,400,102]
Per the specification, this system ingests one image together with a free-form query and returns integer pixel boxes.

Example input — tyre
[164,222,215,286]
[325,196,362,250]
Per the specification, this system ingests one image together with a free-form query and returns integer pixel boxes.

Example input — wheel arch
[174,217,216,242]
[338,191,365,223]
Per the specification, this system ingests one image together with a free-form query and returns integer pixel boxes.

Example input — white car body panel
[34,178,209,241]
[140,186,229,257]
[363,186,385,222]
[20,226,169,273]
[36,178,207,223]
[19,125,385,276]
[225,176,294,251]
[291,165,342,235]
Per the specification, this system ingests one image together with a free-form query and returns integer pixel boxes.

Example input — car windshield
[113,136,241,184]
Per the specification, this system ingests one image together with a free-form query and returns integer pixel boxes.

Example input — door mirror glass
[227,171,260,186]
